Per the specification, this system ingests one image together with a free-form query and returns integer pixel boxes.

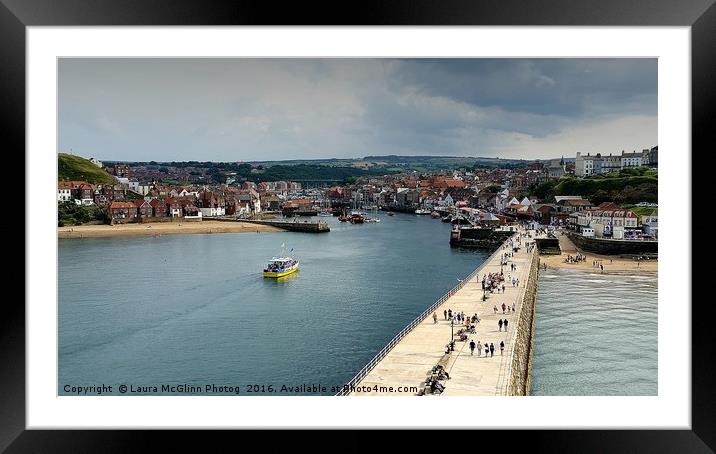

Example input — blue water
[530,268,658,395]
[58,214,491,395]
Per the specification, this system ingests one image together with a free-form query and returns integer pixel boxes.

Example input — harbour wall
[507,249,540,395]
[535,238,561,255]
[450,227,514,248]
[213,217,330,233]
[567,232,658,255]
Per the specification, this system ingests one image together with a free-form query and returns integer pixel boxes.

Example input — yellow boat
[263,257,299,278]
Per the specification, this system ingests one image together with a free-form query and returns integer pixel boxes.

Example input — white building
[575,152,595,177]
[199,207,225,217]
[601,154,622,173]
[575,149,650,177]
[620,151,643,168]
[58,183,72,202]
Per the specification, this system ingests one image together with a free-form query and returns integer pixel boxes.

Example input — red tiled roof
[110,201,135,209]
[444,180,466,187]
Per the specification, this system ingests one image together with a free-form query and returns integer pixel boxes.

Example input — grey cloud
[58,58,656,161]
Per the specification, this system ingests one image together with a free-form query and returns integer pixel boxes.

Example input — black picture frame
[5,0,711,451]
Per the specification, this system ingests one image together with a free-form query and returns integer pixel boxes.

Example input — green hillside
[58,153,115,184]
[529,168,657,205]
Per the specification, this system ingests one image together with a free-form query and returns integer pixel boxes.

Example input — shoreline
[539,232,657,274]
[58,221,283,238]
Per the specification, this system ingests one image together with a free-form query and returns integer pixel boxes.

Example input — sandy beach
[58,221,283,238]
[538,232,657,273]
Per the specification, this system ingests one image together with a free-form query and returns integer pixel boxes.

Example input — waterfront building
[149,198,167,217]
[573,207,639,237]
[109,201,138,223]
[57,182,73,202]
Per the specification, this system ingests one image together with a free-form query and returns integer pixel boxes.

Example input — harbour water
[530,268,658,395]
[58,214,490,395]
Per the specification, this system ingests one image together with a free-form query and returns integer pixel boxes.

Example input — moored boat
[431,211,440,218]
[415,208,431,215]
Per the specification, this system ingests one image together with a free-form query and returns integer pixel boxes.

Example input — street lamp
[450,319,455,351]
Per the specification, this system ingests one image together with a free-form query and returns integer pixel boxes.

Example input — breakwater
[567,232,657,255]
[214,217,330,233]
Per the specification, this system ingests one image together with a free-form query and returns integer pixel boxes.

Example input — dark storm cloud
[58,58,657,161]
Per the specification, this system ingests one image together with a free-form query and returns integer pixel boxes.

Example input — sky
[58,58,657,162]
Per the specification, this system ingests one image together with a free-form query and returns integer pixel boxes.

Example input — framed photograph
[7,0,711,450]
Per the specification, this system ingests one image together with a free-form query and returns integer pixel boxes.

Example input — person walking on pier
[501,303,506,314]
[433,312,438,324]
[494,305,498,314]
[489,343,495,357]
[498,319,503,331]
[512,303,516,312]
[477,341,482,356]
[448,309,453,320]
[444,309,447,320]
[500,340,505,355]
[504,319,509,331]
[469,339,476,355]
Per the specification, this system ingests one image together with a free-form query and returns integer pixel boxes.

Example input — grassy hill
[530,168,657,205]
[58,153,115,184]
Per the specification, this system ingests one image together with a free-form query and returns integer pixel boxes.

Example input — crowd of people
[564,253,586,264]
[482,271,506,294]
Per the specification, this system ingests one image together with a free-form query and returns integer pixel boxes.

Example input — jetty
[340,227,541,396]
[213,217,330,233]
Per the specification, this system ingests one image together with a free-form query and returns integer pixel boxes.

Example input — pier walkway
[348,227,537,396]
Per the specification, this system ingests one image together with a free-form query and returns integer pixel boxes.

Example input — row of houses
[107,193,259,223]
[574,147,658,177]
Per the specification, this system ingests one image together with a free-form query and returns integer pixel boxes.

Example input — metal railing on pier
[335,233,516,396]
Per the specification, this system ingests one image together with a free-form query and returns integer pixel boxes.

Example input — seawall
[213,217,330,233]
[507,249,540,395]
[535,237,561,255]
[450,227,514,248]
[567,232,657,255]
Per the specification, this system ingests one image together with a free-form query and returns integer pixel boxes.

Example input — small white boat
[415,209,431,215]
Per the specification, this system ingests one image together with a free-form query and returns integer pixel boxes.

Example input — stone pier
[348,228,540,396]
